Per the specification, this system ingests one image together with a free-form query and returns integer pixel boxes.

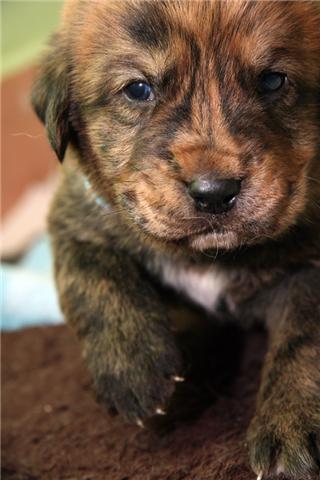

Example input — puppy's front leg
[53,237,182,424]
[247,269,320,479]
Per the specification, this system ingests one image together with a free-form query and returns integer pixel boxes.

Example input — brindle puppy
[32,1,320,478]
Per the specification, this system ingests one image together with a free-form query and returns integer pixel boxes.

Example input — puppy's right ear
[32,34,71,162]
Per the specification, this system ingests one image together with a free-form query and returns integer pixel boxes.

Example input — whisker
[11,132,43,139]
[306,176,320,186]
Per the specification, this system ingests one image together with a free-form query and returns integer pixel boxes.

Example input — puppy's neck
[82,175,109,209]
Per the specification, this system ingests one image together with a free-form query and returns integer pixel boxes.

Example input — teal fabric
[1,236,63,330]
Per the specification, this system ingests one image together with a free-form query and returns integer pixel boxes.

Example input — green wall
[2,1,63,78]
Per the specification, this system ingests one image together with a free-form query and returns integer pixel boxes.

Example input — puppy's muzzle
[188,175,242,214]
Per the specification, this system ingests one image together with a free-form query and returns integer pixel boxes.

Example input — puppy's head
[33,0,320,251]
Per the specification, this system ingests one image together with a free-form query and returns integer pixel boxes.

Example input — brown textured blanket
[2,324,266,480]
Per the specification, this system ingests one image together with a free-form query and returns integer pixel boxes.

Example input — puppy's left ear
[32,34,71,162]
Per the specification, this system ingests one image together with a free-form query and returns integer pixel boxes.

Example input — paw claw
[155,407,166,415]
[257,473,263,480]
[172,375,185,382]
[136,419,144,428]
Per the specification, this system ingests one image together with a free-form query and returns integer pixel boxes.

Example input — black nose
[188,176,241,214]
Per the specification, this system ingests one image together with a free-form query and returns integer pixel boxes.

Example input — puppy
[32,1,320,479]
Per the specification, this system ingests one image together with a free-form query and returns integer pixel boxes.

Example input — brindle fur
[32,1,320,479]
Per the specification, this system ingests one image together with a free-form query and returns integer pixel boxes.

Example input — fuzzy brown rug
[2,323,266,480]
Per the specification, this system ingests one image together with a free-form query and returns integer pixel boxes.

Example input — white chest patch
[159,260,228,313]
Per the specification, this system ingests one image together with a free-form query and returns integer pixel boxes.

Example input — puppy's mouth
[141,218,240,251]
[131,201,278,252]
[131,206,240,250]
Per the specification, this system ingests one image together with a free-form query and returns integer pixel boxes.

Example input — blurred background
[2,1,65,329]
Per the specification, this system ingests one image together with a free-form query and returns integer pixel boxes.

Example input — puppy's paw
[86,339,183,425]
[247,407,320,480]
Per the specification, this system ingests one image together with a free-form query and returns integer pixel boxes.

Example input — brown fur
[32,1,320,479]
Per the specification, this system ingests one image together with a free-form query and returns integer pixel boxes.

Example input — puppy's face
[34,0,320,251]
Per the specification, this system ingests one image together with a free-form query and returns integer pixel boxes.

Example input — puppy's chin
[188,230,240,252]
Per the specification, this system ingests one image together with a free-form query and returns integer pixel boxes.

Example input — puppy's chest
[159,261,228,313]
[149,258,271,315]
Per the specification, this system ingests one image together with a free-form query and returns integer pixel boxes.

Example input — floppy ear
[31,34,71,162]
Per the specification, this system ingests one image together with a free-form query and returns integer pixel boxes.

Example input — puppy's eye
[123,81,155,102]
[259,72,287,93]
